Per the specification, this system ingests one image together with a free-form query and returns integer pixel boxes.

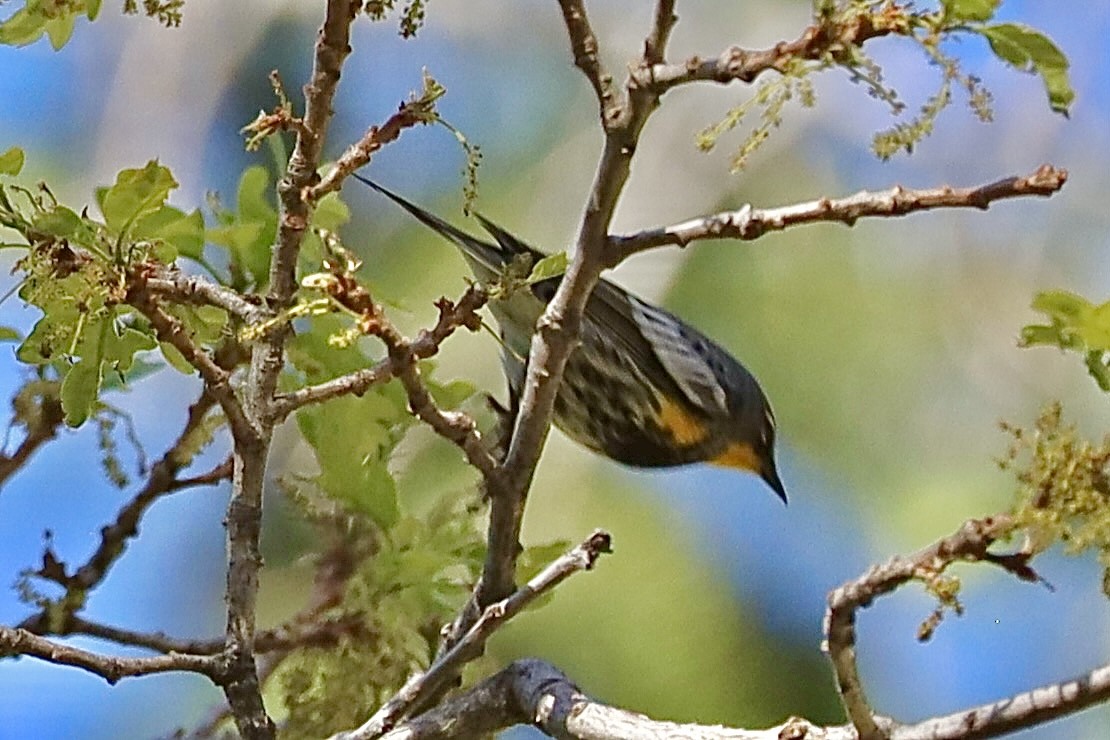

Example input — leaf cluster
[701,0,1074,168]
[999,404,1110,596]
[276,494,485,737]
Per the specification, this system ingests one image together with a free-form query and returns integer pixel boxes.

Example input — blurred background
[1,0,1109,737]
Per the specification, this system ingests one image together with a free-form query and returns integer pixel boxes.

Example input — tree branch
[145,270,267,323]
[0,626,216,684]
[824,514,1038,739]
[377,657,864,740]
[638,9,901,93]
[17,390,226,634]
[219,3,361,735]
[608,165,1069,262]
[469,0,679,630]
[0,381,64,493]
[892,662,1110,740]
[270,283,488,422]
[127,284,253,441]
[312,93,439,200]
[335,530,612,740]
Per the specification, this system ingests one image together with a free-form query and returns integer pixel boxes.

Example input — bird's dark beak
[761,462,788,504]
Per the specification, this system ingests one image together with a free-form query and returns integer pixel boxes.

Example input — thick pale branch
[380,657,863,740]
[334,531,612,740]
[0,626,216,684]
[609,165,1069,261]
[892,662,1110,740]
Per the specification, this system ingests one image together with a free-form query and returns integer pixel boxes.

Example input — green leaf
[0,146,25,176]
[313,192,350,231]
[296,394,407,529]
[941,0,999,22]
[101,325,157,373]
[1019,323,1070,349]
[159,341,194,374]
[979,23,1075,114]
[526,251,568,284]
[426,376,475,410]
[237,166,276,223]
[0,326,21,342]
[133,206,205,261]
[33,206,84,238]
[60,359,102,427]
[101,161,178,235]
[206,166,276,286]
[1030,290,1091,323]
[87,0,103,21]
[0,7,47,47]
[1085,352,1110,392]
[44,11,76,50]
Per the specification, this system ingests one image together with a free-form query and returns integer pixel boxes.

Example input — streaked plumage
[355,174,786,500]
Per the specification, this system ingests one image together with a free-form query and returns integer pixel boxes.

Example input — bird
[353,174,786,501]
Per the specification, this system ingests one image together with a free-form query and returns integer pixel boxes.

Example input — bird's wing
[603,288,732,417]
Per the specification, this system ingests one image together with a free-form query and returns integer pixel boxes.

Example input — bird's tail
[352,174,510,275]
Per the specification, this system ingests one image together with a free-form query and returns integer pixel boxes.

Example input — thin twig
[0,626,217,684]
[824,514,1029,739]
[312,96,440,200]
[18,391,225,634]
[556,0,620,127]
[643,0,677,65]
[0,383,64,492]
[127,286,253,441]
[333,530,613,740]
[270,284,488,422]
[608,165,1069,262]
[638,10,901,93]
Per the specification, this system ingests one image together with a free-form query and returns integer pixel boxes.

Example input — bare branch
[638,11,900,93]
[127,285,254,441]
[556,0,620,126]
[0,626,216,684]
[480,0,675,620]
[0,382,63,493]
[219,3,362,734]
[379,657,864,740]
[643,0,678,65]
[270,284,488,422]
[335,530,612,740]
[893,663,1110,740]
[312,95,439,200]
[609,165,1069,261]
[17,391,225,635]
[824,514,1034,738]
[145,271,266,323]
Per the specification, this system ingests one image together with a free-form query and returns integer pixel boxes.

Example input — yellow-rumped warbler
[355,175,786,501]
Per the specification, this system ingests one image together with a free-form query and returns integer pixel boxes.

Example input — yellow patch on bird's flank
[655,397,710,446]
[711,441,760,473]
